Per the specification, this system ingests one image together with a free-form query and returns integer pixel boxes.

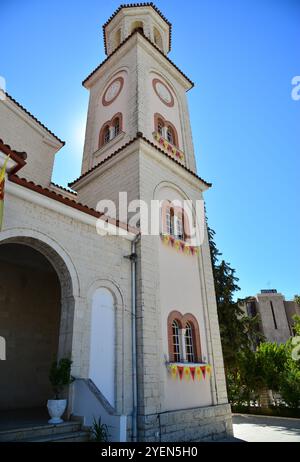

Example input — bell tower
[71,3,232,442]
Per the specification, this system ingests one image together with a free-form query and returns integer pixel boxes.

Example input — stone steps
[0,421,90,442]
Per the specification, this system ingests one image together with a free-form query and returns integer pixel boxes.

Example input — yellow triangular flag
[0,155,10,231]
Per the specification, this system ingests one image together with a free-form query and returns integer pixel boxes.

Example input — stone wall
[138,404,233,442]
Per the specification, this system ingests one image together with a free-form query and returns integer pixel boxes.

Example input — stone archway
[0,236,76,411]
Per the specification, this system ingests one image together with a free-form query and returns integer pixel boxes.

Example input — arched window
[185,322,195,363]
[154,27,163,51]
[99,113,123,148]
[131,21,144,34]
[167,126,175,145]
[157,118,164,136]
[112,117,120,137]
[104,125,110,144]
[172,320,181,362]
[165,206,174,236]
[164,203,186,240]
[168,311,202,363]
[174,212,184,240]
[154,114,179,148]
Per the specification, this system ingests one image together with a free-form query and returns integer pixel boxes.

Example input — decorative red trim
[69,133,211,188]
[83,30,193,89]
[9,174,138,234]
[154,113,178,148]
[0,138,27,174]
[182,313,202,362]
[152,79,174,107]
[102,77,124,106]
[161,200,191,239]
[102,3,172,55]
[167,310,202,363]
[98,112,123,148]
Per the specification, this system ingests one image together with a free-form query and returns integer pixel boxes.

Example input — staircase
[0,421,90,442]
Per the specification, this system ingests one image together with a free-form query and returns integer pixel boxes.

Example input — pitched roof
[0,138,27,174]
[102,3,172,54]
[69,132,211,189]
[83,28,193,88]
[5,93,65,146]
[9,174,137,234]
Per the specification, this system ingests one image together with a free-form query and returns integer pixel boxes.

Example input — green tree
[207,226,261,372]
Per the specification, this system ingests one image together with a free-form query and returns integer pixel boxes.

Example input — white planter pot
[47,399,67,424]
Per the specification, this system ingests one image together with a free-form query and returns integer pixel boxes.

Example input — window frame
[167,311,202,363]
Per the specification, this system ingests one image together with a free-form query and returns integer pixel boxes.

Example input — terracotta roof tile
[0,138,27,174]
[9,174,137,234]
[69,132,211,188]
[83,29,193,88]
[102,2,172,54]
[50,182,78,196]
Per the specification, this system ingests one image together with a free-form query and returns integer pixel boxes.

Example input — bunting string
[161,234,200,256]
[167,364,212,382]
[153,132,185,161]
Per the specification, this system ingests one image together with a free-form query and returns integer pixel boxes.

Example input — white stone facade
[0,4,232,442]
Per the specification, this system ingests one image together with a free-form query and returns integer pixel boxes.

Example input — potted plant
[89,417,110,442]
[47,357,74,425]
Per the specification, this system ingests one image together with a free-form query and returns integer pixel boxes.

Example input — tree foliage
[207,226,261,371]
[207,223,300,409]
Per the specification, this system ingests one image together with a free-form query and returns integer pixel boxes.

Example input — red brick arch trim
[154,113,179,148]
[167,310,202,362]
[98,112,123,148]
[161,199,192,240]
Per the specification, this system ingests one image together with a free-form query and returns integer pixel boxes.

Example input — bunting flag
[206,365,212,377]
[184,366,191,381]
[153,132,185,161]
[195,366,202,381]
[200,366,206,379]
[177,366,184,380]
[168,364,178,380]
[0,155,10,231]
[168,364,212,382]
[190,366,196,381]
[160,234,200,257]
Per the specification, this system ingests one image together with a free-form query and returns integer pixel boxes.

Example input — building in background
[241,290,300,344]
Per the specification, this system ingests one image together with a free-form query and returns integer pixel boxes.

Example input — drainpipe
[125,233,140,442]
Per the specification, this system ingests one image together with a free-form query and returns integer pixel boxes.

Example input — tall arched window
[185,322,195,363]
[157,118,164,136]
[167,126,175,145]
[112,116,120,137]
[168,311,202,363]
[164,203,186,241]
[172,320,181,362]
[90,288,115,406]
[166,206,174,236]
[104,125,110,144]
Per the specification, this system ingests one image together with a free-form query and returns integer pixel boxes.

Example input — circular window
[152,78,174,107]
[102,77,124,106]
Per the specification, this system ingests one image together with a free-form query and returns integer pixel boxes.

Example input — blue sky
[2,0,300,299]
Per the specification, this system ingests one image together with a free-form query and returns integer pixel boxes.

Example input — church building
[0,3,232,442]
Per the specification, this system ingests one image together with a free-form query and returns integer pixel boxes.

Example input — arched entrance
[0,237,75,412]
